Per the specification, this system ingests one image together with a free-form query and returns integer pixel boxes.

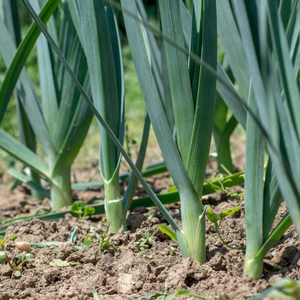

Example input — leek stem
[244,255,264,280]
[30,169,44,200]
[51,165,72,211]
[104,172,123,233]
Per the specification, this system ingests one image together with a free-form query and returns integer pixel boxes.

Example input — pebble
[15,242,31,253]
[215,241,223,247]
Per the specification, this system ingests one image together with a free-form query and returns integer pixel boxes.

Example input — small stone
[155,266,165,276]
[281,245,298,261]
[215,240,223,247]
[150,217,160,225]
[230,240,237,246]
[135,281,143,290]
[15,242,31,253]
[142,283,153,292]
[19,200,28,207]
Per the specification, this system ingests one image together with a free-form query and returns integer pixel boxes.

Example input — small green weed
[137,251,153,259]
[205,173,242,198]
[72,201,95,220]
[0,234,34,277]
[206,206,244,251]
[135,230,158,248]
[98,221,110,257]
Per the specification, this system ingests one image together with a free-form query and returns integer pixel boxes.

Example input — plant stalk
[104,172,122,233]
[29,169,44,199]
[51,165,72,211]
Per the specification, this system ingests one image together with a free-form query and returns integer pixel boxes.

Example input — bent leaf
[158,224,178,242]
[219,207,240,220]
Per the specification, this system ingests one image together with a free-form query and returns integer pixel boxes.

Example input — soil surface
[1,143,299,300]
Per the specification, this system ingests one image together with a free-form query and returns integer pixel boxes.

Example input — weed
[206,206,244,251]
[0,234,34,277]
[204,174,243,199]
[137,251,153,259]
[98,221,110,257]
[135,230,158,248]
[72,201,95,220]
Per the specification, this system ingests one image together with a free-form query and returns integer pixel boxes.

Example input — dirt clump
[0,198,299,300]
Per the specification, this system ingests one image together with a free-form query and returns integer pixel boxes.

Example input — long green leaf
[3,0,21,46]
[51,35,90,155]
[216,0,251,101]
[263,159,282,242]
[232,0,275,144]
[76,0,123,181]
[0,129,50,178]
[0,14,57,163]
[158,0,194,165]
[0,0,61,124]
[7,168,50,199]
[244,83,265,278]
[268,0,300,141]
[31,0,58,137]
[136,0,174,131]
[185,0,217,195]
[55,1,76,98]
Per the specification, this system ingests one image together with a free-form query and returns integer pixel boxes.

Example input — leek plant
[139,0,240,175]
[217,0,300,279]
[0,0,93,210]
[69,1,125,233]
[121,0,217,263]
[180,1,241,175]
[65,1,154,233]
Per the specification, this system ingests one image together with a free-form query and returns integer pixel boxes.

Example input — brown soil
[1,144,299,300]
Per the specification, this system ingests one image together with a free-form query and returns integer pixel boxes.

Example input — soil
[1,140,300,300]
